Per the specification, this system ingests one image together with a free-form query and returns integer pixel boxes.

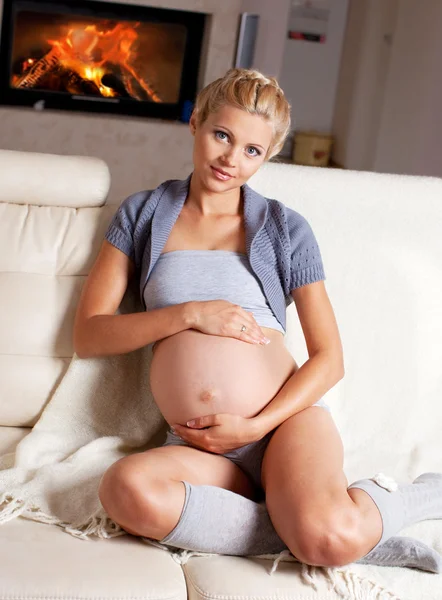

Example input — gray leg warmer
[348,473,442,547]
[158,480,441,572]
[160,481,286,556]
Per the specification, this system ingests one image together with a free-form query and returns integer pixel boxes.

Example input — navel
[200,389,217,403]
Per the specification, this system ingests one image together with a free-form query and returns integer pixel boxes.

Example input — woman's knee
[98,456,166,531]
[286,510,365,567]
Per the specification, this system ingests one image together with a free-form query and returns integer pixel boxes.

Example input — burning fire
[13,21,161,102]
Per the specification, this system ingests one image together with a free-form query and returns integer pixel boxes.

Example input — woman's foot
[357,536,442,573]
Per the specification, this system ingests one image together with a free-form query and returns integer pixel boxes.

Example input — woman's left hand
[171,413,261,454]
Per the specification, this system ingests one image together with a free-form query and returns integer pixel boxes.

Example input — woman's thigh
[99,442,257,537]
[261,407,355,564]
[136,443,257,498]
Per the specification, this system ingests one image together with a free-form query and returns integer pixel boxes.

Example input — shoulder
[104,178,179,259]
[263,196,314,247]
[113,177,186,230]
[267,197,308,224]
[117,178,178,219]
[116,189,153,221]
[263,196,325,286]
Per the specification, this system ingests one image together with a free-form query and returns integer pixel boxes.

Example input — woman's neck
[186,172,243,217]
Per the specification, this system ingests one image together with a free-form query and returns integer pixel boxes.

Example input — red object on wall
[288,31,326,43]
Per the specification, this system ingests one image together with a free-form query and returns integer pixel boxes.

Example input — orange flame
[47,23,140,97]
[16,20,161,101]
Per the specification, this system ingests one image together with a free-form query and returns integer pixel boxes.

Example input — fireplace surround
[0,0,207,121]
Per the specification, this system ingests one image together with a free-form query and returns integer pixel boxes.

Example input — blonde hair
[193,68,291,160]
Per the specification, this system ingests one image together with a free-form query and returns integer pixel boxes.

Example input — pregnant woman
[74,68,442,572]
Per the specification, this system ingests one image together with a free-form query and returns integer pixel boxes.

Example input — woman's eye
[215,131,228,141]
[247,146,260,157]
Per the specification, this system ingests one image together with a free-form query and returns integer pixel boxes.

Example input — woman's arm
[251,280,344,436]
[73,241,194,358]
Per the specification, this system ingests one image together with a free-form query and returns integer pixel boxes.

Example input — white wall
[332,0,399,170]
[374,0,442,177]
[0,0,242,203]
[333,0,442,177]
[278,0,349,137]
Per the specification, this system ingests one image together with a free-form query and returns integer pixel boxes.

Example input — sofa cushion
[184,555,338,600]
[0,201,114,427]
[0,149,113,428]
[0,518,186,600]
[0,423,185,599]
[183,542,442,600]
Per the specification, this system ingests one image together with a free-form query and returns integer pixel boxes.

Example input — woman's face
[190,104,273,194]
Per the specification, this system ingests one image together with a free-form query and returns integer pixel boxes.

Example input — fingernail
[263,338,271,345]
[187,420,196,427]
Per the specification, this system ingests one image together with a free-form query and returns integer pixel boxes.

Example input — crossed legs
[98,406,382,565]
[98,407,442,570]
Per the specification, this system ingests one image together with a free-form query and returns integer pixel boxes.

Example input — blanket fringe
[322,565,402,600]
[63,512,126,540]
[0,493,28,524]
[0,493,126,541]
[269,549,293,575]
[141,538,218,565]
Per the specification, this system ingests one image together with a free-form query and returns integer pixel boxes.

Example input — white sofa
[0,148,441,600]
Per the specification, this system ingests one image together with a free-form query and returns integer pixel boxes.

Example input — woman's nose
[221,147,239,166]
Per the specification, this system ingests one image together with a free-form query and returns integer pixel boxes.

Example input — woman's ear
[189,111,197,136]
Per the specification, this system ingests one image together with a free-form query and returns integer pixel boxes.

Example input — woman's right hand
[187,300,271,345]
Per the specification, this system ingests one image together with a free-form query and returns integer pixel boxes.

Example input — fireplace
[0,0,207,121]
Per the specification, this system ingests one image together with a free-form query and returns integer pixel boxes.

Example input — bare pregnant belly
[149,327,298,427]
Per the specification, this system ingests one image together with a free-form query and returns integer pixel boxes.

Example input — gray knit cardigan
[104,174,325,332]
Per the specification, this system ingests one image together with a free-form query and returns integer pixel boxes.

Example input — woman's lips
[211,166,233,181]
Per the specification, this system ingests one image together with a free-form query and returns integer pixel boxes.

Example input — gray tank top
[143,250,285,334]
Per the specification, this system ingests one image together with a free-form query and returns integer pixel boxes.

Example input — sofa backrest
[249,162,442,481]
[0,150,111,427]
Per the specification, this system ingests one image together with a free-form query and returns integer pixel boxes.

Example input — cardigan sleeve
[104,190,151,261]
[286,207,326,291]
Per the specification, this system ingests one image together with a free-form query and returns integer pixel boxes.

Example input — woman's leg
[261,406,382,567]
[98,442,287,555]
[99,415,442,564]
[261,406,442,568]
[99,444,256,539]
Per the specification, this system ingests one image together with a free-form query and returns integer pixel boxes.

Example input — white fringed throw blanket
[0,291,411,599]
[0,287,168,538]
[0,342,168,537]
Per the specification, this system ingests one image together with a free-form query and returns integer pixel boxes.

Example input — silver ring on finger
[241,325,247,333]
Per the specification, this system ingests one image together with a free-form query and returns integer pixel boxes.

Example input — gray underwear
[163,428,274,495]
[162,399,331,496]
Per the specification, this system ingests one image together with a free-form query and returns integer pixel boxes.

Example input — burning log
[121,71,146,101]
[15,47,62,89]
[122,64,162,102]
[63,68,102,95]
[101,73,131,97]
[15,48,101,96]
